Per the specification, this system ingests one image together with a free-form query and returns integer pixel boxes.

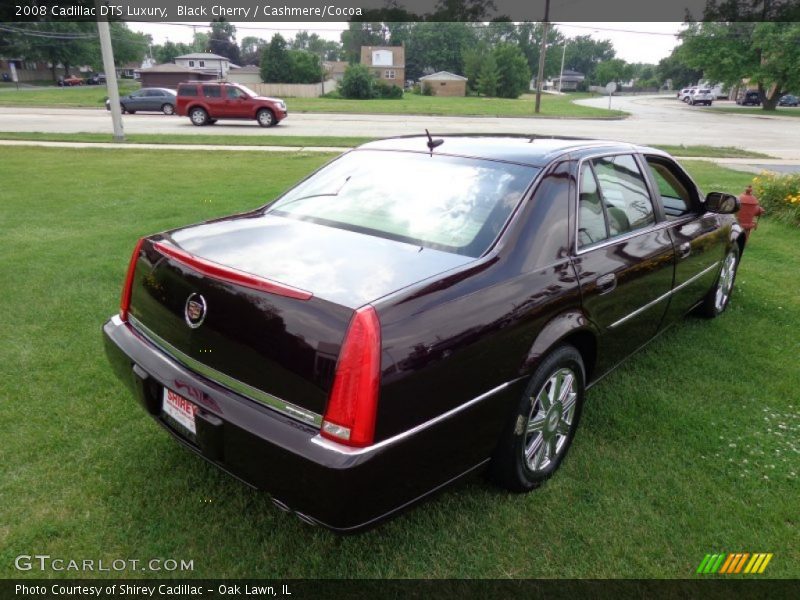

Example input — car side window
[578,164,609,247]
[226,87,244,99]
[644,157,696,219]
[202,85,221,98]
[144,90,162,97]
[592,155,655,235]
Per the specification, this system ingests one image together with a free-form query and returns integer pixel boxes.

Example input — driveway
[0,94,797,158]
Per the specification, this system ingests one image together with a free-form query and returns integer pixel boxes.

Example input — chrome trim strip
[608,260,720,329]
[310,377,525,456]
[127,315,323,427]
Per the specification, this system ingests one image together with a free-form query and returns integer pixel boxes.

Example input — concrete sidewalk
[2,139,799,174]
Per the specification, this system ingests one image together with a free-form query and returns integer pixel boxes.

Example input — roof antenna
[425,129,444,154]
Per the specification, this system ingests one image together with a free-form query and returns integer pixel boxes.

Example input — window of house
[372,50,393,66]
[199,61,205,67]
[384,70,395,79]
[188,60,195,67]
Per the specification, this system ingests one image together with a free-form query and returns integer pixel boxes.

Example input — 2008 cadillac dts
[103,136,744,531]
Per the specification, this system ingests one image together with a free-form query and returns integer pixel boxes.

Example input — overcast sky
[128,21,683,64]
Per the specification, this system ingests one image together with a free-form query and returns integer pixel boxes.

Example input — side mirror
[705,192,740,214]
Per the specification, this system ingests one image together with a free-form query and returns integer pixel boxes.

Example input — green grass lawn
[0,86,624,118]
[0,80,140,107]
[1,149,797,579]
[287,92,626,118]
[0,132,773,159]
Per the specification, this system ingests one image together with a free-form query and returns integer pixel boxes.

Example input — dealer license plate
[162,388,197,434]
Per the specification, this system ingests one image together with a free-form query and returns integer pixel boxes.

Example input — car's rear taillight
[321,306,381,447]
[119,238,144,322]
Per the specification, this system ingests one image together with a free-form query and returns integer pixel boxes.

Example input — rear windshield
[267,150,538,257]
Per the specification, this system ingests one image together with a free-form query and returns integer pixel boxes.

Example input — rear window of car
[178,86,198,97]
[267,150,538,257]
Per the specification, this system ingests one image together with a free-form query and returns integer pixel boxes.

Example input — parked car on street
[736,91,762,106]
[678,87,697,102]
[104,136,745,531]
[176,81,287,127]
[62,75,84,87]
[778,94,798,107]
[687,88,714,106]
[106,88,177,115]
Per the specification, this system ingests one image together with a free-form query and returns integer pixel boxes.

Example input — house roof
[419,71,468,81]
[175,53,229,61]
[136,64,206,74]
[324,61,348,74]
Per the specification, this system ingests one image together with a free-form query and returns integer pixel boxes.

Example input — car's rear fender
[520,309,600,384]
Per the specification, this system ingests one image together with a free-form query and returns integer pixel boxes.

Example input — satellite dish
[605,81,618,95]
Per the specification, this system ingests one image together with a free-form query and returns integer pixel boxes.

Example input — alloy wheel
[523,367,578,472]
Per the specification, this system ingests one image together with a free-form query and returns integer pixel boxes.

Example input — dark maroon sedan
[104,136,744,531]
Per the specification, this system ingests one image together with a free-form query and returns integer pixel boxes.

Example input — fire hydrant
[737,185,765,240]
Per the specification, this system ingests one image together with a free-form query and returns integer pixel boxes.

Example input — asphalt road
[0,94,798,158]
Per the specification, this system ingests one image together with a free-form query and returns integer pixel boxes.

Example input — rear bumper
[103,315,521,531]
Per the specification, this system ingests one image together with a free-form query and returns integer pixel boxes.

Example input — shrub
[374,81,403,99]
[421,82,434,96]
[493,43,531,99]
[340,64,374,99]
[751,172,800,226]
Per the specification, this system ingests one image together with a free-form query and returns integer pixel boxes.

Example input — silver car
[687,88,713,106]
[106,88,177,115]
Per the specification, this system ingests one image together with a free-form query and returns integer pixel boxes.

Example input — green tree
[404,22,476,81]
[260,34,292,83]
[288,50,323,84]
[477,53,498,97]
[240,36,266,65]
[340,63,375,99]
[209,18,240,64]
[562,35,615,83]
[340,22,386,64]
[656,47,702,90]
[493,43,530,99]
[595,59,632,86]
[680,22,800,110]
[154,41,192,64]
[463,41,490,92]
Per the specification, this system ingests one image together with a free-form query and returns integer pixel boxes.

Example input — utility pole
[558,42,566,93]
[96,15,124,142]
[534,0,551,113]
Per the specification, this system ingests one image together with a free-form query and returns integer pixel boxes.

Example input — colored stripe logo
[696,553,773,574]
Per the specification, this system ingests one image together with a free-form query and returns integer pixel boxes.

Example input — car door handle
[679,242,691,259]
[596,273,617,294]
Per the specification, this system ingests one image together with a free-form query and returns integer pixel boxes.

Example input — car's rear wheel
[190,107,208,126]
[699,245,740,318]
[257,108,275,127]
[491,345,585,492]
[162,103,175,115]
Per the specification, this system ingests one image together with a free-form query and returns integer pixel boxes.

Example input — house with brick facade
[360,46,405,87]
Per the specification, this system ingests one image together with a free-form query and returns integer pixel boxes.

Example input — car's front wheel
[699,245,740,318]
[491,345,585,492]
[162,103,175,115]
[190,107,208,126]
[257,108,275,127]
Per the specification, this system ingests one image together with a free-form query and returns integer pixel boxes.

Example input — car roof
[356,135,656,168]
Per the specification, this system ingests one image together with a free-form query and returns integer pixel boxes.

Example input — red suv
[176,82,287,127]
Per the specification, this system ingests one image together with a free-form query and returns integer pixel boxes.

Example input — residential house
[135,63,217,90]
[227,65,262,85]
[323,61,348,83]
[419,71,468,96]
[551,69,585,92]
[360,46,405,87]
[174,53,232,78]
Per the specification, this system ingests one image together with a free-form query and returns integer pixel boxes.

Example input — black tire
[698,245,740,318]
[207,119,217,125]
[127,110,136,114]
[189,107,208,126]
[490,345,586,492]
[256,108,275,127]
[161,103,175,115]
[120,104,127,114]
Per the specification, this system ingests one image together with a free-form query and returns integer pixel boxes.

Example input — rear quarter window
[178,86,198,97]
[202,85,222,98]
